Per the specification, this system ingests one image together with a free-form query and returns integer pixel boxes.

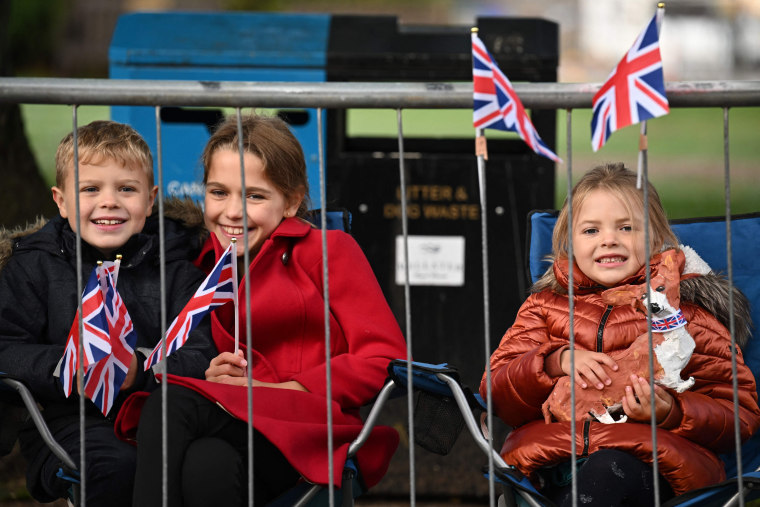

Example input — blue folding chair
[518,210,760,506]
[380,359,549,507]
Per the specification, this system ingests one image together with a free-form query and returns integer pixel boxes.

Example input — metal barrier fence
[1,76,760,507]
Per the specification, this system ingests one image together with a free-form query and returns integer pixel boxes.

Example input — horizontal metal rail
[1,77,759,108]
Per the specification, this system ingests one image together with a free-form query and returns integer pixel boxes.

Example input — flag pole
[96,260,106,293]
[231,237,240,354]
[113,254,122,287]
[638,3,666,188]
[472,25,496,507]
[637,120,647,189]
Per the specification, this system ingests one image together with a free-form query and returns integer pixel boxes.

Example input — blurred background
[4,0,759,229]
[9,0,760,81]
[1,0,759,504]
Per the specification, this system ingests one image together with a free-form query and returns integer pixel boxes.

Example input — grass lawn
[22,104,759,219]
[21,104,111,185]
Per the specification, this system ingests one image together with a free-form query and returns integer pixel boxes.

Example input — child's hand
[205,350,248,383]
[622,374,674,423]
[79,354,139,399]
[560,349,618,390]
[121,354,139,390]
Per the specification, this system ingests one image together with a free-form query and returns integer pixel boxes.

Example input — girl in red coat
[130,114,407,506]
[481,163,759,506]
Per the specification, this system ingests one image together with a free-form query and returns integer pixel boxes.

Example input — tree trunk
[0,104,58,229]
[0,1,57,230]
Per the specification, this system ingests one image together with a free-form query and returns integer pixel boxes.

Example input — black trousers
[541,449,675,506]
[132,384,301,507]
[19,412,136,506]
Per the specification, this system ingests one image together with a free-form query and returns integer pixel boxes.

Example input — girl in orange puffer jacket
[482,163,759,506]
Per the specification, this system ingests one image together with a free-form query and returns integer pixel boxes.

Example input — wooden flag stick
[231,237,240,354]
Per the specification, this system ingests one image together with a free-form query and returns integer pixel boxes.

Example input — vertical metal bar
[566,109,577,507]
[235,108,255,507]
[72,105,86,506]
[724,107,745,506]
[317,107,336,506]
[155,105,169,507]
[474,126,495,507]
[640,120,661,507]
[397,108,416,507]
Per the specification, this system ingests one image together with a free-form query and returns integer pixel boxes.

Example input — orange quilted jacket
[481,249,760,494]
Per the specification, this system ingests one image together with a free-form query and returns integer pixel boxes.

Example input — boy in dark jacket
[0,120,216,506]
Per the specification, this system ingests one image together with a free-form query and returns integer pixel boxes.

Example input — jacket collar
[194,217,313,270]
[554,249,686,293]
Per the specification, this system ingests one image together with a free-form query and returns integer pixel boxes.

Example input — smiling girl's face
[572,188,647,287]
[203,149,301,258]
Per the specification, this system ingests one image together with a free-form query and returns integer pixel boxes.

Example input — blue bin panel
[109,12,330,205]
[109,12,330,69]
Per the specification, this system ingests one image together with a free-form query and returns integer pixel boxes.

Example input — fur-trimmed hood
[532,246,753,348]
[0,197,208,272]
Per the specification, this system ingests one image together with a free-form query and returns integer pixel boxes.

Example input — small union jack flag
[60,266,112,397]
[84,266,137,415]
[652,309,687,332]
[143,243,236,370]
[472,31,561,163]
[591,9,669,152]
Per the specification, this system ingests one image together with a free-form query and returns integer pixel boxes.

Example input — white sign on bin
[395,235,465,286]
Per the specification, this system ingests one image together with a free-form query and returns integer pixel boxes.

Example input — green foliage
[21,105,110,186]
[7,0,68,74]
[221,0,282,10]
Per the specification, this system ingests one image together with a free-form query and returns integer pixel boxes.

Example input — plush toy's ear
[657,251,682,309]
[601,284,643,307]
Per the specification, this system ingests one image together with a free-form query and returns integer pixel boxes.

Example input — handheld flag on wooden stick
[472,30,561,163]
[143,242,236,370]
[230,238,240,353]
[591,4,669,153]
[84,262,137,415]
[60,266,111,397]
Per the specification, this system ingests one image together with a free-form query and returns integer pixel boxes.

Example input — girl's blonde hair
[553,163,677,258]
[55,121,153,189]
[533,163,678,292]
[201,113,310,217]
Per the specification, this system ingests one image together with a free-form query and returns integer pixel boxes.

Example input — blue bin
[109,12,330,205]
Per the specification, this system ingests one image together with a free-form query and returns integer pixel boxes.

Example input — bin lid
[109,12,330,68]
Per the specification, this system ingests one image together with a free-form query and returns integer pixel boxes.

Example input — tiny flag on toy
[60,266,112,397]
[144,242,236,370]
[591,6,669,151]
[472,30,561,163]
[84,263,137,415]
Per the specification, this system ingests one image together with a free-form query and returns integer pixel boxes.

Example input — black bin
[325,15,559,499]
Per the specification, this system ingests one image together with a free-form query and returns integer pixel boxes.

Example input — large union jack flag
[60,266,111,397]
[472,32,561,163]
[591,10,669,152]
[84,266,137,415]
[144,243,235,370]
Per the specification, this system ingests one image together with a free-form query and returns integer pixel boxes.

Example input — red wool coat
[118,218,407,488]
[481,250,760,495]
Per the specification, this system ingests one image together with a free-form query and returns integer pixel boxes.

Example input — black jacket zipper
[581,420,591,456]
[596,305,613,352]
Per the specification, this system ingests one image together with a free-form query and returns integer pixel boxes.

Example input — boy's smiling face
[52,157,158,257]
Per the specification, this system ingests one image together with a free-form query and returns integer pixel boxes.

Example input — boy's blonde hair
[201,113,311,217]
[55,121,153,189]
[553,162,678,260]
